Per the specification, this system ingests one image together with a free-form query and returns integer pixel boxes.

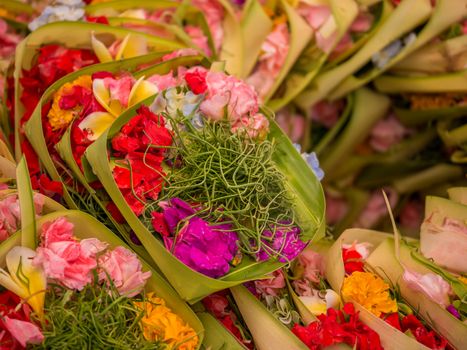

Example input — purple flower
[255,225,306,263]
[446,305,461,319]
[161,198,239,278]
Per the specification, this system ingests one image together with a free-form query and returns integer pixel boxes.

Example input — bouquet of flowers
[85,62,325,302]
[0,161,204,348]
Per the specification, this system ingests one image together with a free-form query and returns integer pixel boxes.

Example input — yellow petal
[5,247,46,318]
[115,34,131,61]
[79,112,116,141]
[128,77,159,107]
[119,9,146,19]
[298,295,328,315]
[91,32,113,63]
[92,79,116,116]
[121,35,148,59]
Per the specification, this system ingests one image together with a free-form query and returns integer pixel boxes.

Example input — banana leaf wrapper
[325,228,431,350]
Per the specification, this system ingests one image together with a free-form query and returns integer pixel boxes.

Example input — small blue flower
[371,39,402,69]
[293,143,324,181]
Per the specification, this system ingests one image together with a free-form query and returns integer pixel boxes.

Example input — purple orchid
[255,225,306,263]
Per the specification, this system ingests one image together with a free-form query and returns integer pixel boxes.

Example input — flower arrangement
[85,61,325,302]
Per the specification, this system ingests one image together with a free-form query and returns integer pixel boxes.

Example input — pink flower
[103,75,135,108]
[147,71,179,91]
[400,199,424,229]
[350,12,374,32]
[254,270,286,297]
[293,278,314,297]
[311,100,345,129]
[201,71,259,122]
[185,25,212,56]
[297,5,331,30]
[191,0,224,51]
[0,19,22,58]
[295,249,325,284]
[98,246,151,297]
[275,109,305,143]
[3,317,44,347]
[369,114,409,152]
[403,270,452,307]
[231,113,269,139]
[33,218,108,290]
[325,192,348,225]
[353,188,398,228]
[246,23,289,99]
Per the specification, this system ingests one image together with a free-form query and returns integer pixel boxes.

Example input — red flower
[0,290,33,349]
[31,174,64,197]
[86,16,110,24]
[185,67,208,94]
[151,212,170,236]
[21,140,40,176]
[342,248,365,274]
[202,293,229,318]
[401,315,449,350]
[292,303,383,350]
[383,313,402,331]
[106,201,126,224]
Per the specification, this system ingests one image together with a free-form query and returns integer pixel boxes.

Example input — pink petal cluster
[276,109,305,143]
[0,194,44,242]
[297,5,331,30]
[295,249,325,284]
[369,114,410,152]
[403,270,452,307]
[191,0,224,51]
[311,100,345,129]
[0,19,22,58]
[162,48,201,62]
[254,270,286,297]
[3,317,44,348]
[246,23,289,99]
[185,26,212,56]
[33,217,108,290]
[147,71,180,91]
[102,75,135,108]
[353,188,398,228]
[98,246,151,297]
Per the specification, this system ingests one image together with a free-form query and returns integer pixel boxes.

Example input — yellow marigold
[459,276,467,285]
[341,271,398,317]
[134,293,198,350]
[47,75,92,130]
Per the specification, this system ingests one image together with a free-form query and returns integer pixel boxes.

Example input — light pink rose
[403,270,452,307]
[275,110,306,143]
[98,246,151,297]
[191,0,224,51]
[103,75,135,108]
[3,317,44,347]
[246,23,289,99]
[295,249,325,284]
[369,114,409,152]
[297,5,331,30]
[353,188,398,228]
[185,26,212,56]
[254,270,286,297]
[147,71,178,91]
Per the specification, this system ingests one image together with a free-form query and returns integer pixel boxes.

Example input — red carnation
[185,67,208,94]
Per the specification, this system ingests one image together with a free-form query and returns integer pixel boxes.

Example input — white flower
[28,2,85,31]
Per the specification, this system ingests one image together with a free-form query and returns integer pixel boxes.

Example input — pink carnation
[33,218,108,290]
[147,71,179,91]
[369,114,409,152]
[185,25,212,56]
[403,270,452,307]
[246,23,289,99]
[191,0,224,51]
[254,270,286,297]
[201,71,259,123]
[231,113,269,139]
[98,246,151,297]
[295,249,325,284]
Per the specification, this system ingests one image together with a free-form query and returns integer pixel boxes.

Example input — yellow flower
[341,271,398,317]
[47,75,92,130]
[459,276,467,285]
[134,293,198,350]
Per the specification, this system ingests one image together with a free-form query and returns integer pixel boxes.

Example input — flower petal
[91,32,113,63]
[3,317,44,347]
[115,34,131,61]
[79,111,116,141]
[128,77,159,107]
